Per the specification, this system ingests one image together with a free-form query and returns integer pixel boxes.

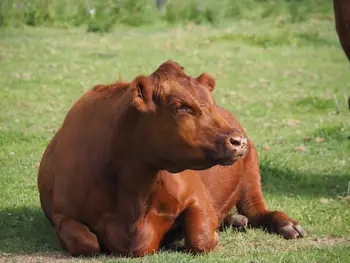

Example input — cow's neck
[111,88,157,180]
[110,89,160,222]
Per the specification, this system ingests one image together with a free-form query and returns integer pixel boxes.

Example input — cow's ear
[197,72,216,92]
[131,75,156,112]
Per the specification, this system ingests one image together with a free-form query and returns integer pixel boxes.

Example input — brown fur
[334,0,350,61]
[38,60,248,257]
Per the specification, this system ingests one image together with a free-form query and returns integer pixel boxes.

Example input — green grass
[0,17,350,262]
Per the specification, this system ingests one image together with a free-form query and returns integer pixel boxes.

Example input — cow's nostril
[229,137,242,147]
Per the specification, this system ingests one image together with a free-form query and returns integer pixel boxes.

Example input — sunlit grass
[0,18,349,262]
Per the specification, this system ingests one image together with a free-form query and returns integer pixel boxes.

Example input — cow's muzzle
[207,131,248,166]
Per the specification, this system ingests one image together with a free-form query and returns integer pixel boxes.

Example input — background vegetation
[1,0,332,32]
[0,0,349,262]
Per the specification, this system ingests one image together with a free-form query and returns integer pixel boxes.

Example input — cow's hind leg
[54,214,100,256]
[236,173,306,239]
[236,147,306,239]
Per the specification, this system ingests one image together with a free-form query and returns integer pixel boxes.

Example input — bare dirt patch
[0,252,71,263]
[307,236,350,246]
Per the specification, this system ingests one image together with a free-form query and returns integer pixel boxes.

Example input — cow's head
[130,60,247,172]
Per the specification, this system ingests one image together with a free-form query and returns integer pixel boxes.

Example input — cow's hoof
[230,214,248,232]
[220,214,248,232]
[266,211,306,239]
[279,223,306,239]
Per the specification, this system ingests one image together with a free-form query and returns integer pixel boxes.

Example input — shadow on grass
[0,165,348,253]
[260,162,350,198]
[0,207,62,253]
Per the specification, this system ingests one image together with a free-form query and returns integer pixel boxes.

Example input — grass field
[0,17,350,262]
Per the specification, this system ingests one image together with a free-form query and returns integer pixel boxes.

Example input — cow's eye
[174,104,193,114]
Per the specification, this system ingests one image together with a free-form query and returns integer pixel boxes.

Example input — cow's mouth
[158,155,210,172]
[159,153,232,173]
[157,146,246,173]
[209,155,240,166]
[205,148,246,166]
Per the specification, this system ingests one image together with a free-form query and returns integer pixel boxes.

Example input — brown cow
[38,60,305,257]
[38,60,248,256]
[334,0,350,61]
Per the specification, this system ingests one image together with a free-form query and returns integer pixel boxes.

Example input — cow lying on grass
[38,60,304,257]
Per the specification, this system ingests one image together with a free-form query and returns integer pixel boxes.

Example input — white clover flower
[88,8,96,16]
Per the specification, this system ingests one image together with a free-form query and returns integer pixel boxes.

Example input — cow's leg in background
[333,0,350,111]
[334,0,350,61]
[53,214,100,256]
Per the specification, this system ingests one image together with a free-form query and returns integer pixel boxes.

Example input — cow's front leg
[183,203,219,253]
[236,147,306,239]
[53,214,100,256]
[100,215,173,257]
